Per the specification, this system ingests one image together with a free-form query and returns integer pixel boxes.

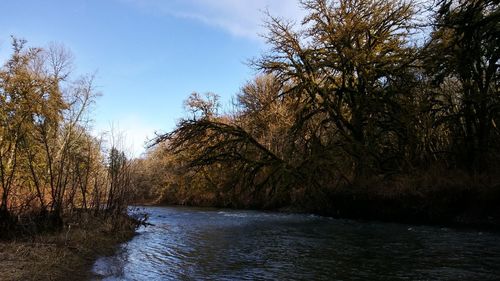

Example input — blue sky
[0,0,303,157]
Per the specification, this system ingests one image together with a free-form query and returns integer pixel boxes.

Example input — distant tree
[104,145,131,216]
[236,74,295,159]
[184,92,220,120]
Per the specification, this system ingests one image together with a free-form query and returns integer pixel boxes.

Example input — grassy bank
[0,214,139,281]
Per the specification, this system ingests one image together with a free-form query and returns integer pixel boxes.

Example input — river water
[92,206,500,280]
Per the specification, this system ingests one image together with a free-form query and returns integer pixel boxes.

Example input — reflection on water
[92,206,500,280]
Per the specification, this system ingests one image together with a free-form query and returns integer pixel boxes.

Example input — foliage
[425,0,500,170]
[0,38,131,236]
[138,0,500,214]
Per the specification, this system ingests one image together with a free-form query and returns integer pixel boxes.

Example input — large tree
[255,0,418,177]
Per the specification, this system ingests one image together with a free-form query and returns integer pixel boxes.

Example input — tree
[0,38,130,233]
[150,0,423,208]
[426,0,500,171]
[184,92,220,120]
[0,38,66,224]
[254,0,418,177]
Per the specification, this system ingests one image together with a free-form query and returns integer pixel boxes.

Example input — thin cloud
[119,0,305,41]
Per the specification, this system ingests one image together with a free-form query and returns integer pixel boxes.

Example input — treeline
[0,38,132,236]
[134,0,500,223]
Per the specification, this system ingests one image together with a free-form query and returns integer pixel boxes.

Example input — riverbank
[0,214,138,281]
[155,169,500,231]
[312,171,500,231]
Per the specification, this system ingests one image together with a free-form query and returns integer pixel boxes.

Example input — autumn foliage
[136,0,500,224]
[0,38,132,236]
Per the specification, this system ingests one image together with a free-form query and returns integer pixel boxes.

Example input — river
[92,206,500,280]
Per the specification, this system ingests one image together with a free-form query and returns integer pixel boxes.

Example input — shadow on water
[93,206,500,281]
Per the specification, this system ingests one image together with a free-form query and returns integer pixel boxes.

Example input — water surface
[93,206,500,280]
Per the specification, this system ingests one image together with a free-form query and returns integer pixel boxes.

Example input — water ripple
[93,206,500,281]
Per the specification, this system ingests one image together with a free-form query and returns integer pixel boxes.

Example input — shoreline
[150,190,500,233]
[150,170,500,232]
[0,214,138,281]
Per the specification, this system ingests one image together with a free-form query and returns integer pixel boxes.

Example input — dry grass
[0,214,137,281]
